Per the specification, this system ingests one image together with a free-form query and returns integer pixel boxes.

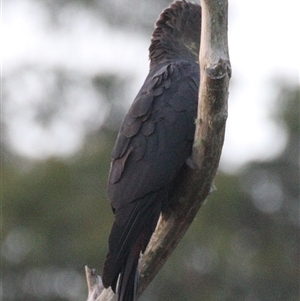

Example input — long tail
[117,237,141,301]
[102,193,161,301]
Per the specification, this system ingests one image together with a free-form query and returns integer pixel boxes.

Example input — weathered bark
[85,0,231,300]
[85,266,115,301]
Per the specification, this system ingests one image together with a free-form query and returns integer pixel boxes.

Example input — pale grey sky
[3,0,299,171]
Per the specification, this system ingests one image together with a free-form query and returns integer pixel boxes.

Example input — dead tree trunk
[86,0,231,300]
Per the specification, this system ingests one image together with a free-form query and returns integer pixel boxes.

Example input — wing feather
[108,60,199,209]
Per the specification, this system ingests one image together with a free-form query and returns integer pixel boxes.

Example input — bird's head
[149,0,201,66]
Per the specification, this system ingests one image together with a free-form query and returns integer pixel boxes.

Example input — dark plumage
[102,1,201,300]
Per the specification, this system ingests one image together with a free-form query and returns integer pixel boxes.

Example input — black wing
[102,60,199,297]
[108,60,199,209]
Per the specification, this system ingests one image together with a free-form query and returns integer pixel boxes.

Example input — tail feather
[102,192,163,301]
[118,238,140,301]
[102,200,142,291]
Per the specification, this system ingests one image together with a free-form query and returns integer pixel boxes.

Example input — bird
[102,1,201,300]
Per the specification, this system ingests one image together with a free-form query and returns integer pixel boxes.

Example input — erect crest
[149,0,201,66]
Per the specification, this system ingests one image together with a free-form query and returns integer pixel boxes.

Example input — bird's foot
[186,157,197,169]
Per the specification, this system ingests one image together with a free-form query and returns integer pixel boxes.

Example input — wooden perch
[85,0,231,300]
[85,266,115,301]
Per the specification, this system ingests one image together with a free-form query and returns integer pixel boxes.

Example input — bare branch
[85,266,115,301]
[138,0,231,295]
[85,0,231,300]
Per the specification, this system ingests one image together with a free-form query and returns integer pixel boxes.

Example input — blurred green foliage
[2,83,299,301]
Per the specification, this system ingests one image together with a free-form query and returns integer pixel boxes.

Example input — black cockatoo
[102,1,201,300]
